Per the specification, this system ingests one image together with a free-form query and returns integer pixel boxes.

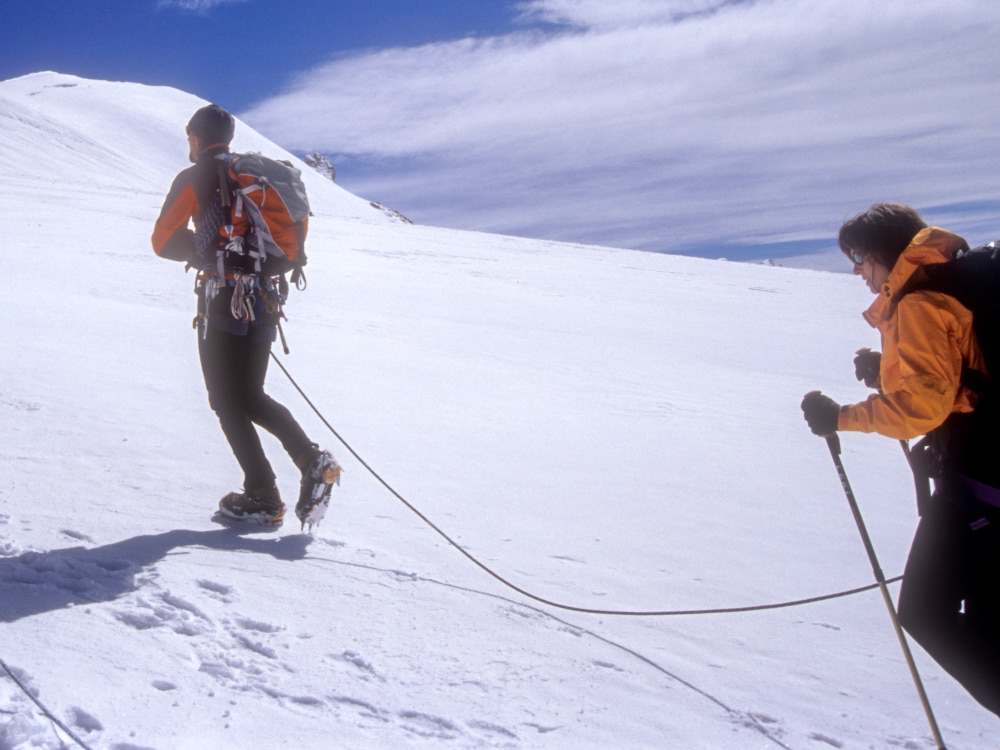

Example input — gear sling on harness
[193,155,304,338]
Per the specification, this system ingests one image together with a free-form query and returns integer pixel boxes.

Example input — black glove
[801,391,841,436]
[853,348,882,390]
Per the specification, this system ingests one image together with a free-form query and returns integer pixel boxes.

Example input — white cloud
[241,0,1000,259]
[514,0,748,29]
[157,0,247,12]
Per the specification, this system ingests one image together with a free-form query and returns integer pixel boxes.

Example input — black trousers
[897,496,1000,716]
[198,326,312,492]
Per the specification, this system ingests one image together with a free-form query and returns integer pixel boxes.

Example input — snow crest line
[271,352,904,617]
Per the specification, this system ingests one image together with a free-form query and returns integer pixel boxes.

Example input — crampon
[296,452,342,530]
[215,490,285,527]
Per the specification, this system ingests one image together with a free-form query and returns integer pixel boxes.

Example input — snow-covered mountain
[0,72,996,749]
[304,152,337,183]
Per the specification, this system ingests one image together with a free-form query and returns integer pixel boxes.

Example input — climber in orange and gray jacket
[152,104,339,528]
[802,203,1000,716]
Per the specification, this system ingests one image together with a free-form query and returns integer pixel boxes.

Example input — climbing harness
[192,270,287,340]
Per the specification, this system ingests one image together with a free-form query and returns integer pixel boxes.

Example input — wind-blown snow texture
[0,72,996,749]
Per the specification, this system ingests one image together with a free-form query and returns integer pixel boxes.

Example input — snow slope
[0,72,997,749]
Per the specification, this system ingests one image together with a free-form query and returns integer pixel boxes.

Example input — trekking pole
[824,434,946,749]
[899,439,912,463]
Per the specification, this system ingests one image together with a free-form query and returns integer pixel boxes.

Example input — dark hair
[838,203,926,269]
[186,104,235,145]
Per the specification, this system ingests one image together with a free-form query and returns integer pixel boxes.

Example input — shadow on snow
[0,528,312,623]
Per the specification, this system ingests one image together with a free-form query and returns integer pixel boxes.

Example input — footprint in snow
[114,591,212,636]
[317,537,346,549]
[398,710,461,740]
[330,694,388,721]
[809,732,844,748]
[549,554,585,564]
[68,706,104,733]
[196,579,235,602]
[810,621,842,631]
[327,650,383,682]
[467,719,518,740]
[233,616,284,634]
[523,722,562,734]
[234,633,278,659]
[593,660,627,673]
[60,529,95,543]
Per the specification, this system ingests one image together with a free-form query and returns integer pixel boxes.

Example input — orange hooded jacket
[838,227,987,440]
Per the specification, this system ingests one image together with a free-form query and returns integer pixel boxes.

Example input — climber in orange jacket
[802,203,1000,716]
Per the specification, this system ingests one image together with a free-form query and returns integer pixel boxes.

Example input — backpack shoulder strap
[214,153,235,230]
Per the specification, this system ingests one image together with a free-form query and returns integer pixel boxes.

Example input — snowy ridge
[1,72,998,749]
[0,71,390,222]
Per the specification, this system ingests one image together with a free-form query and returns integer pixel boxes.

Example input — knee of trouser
[206,388,244,418]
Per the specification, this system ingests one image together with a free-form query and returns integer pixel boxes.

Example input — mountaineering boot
[217,485,285,526]
[295,446,342,529]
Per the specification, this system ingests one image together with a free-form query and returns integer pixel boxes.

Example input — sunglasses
[849,249,868,266]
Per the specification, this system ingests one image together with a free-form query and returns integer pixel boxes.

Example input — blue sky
[0,1,518,112]
[4,0,1000,264]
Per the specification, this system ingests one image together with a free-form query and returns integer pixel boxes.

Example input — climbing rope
[271,352,903,617]
[0,657,94,750]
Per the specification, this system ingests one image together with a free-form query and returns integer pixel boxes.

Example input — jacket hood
[863,227,969,328]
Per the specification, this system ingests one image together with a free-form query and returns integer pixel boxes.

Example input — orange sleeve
[152,178,199,258]
[839,291,977,439]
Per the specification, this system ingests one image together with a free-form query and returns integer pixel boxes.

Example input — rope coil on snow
[271,352,903,617]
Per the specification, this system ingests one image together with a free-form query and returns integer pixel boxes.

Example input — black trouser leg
[897,499,1000,715]
[199,327,313,491]
[241,333,314,461]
